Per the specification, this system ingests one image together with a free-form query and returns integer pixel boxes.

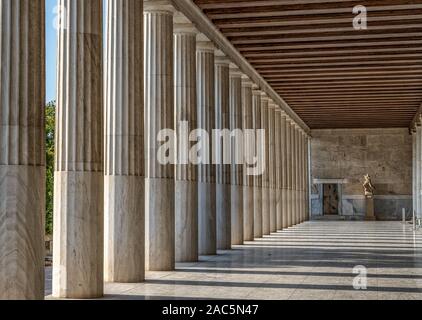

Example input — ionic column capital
[261,92,270,101]
[144,0,176,14]
[230,64,242,78]
[197,33,215,52]
[174,12,198,34]
[268,100,277,109]
[242,75,253,88]
[215,50,230,66]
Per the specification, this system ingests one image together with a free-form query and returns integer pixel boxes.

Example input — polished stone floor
[45,221,422,300]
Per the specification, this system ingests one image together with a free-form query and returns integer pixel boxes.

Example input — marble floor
[45,221,422,300]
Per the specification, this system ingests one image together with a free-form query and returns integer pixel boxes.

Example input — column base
[231,185,244,245]
[0,165,45,300]
[53,171,104,299]
[276,188,283,231]
[262,187,270,235]
[270,187,277,233]
[104,175,145,283]
[176,180,199,262]
[281,188,288,229]
[243,185,254,241]
[146,178,175,271]
[253,186,263,239]
[198,182,217,255]
[217,184,231,250]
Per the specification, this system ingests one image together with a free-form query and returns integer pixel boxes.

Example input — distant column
[417,124,421,218]
[261,94,271,235]
[174,15,198,262]
[268,101,277,233]
[275,109,283,230]
[252,88,263,238]
[54,0,104,298]
[412,129,417,219]
[215,52,231,250]
[229,65,244,245]
[305,135,311,221]
[0,0,45,300]
[299,129,304,223]
[291,124,297,225]
[144,0,175,271]
[197,36,217,255]
[281,113,288,229]
[242,76,254,241]
[286,119,293,227]
[104,0,145,282]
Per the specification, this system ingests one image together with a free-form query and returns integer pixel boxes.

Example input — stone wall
[311,128,413,220]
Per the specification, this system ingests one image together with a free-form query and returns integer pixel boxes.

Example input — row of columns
[0,0,310,300]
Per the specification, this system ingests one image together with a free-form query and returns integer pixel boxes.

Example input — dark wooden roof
[194,0,422,129]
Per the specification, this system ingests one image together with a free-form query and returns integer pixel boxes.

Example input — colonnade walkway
[45,222,422,300]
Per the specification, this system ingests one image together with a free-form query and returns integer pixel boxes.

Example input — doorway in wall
[323,184,339,215]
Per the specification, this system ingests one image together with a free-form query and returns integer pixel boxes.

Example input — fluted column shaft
[286,120,293,227]
[197,41,216,255]
[412,131,417,218]
[303,132,308,222]
[419,122,422,219]
[104,0,144,283]
[215,56,231,250]
[275,110,283,230]
[53,0,104,299]
[292,124,298,225]
[295,127,301,225]
[268,102,277,233]
[174,23,198,262]
[144,4,175,270]
[242,77,254,241]
[281,114,288,229]
[416,125,421,217]
[0,0,45,300]
[261,95,270,235]
[253,90,263,238]
[307,135,310,220]
[299,131,305,223]
[230,67,244,245]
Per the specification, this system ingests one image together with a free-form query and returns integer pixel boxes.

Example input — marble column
[261,94,271,235]
[412,130,417,219]
[305,135,310,221]
[144,1,175,271]
[268,101,277,233]
[242,76,254,241]
[53,0,104,298]
[286,119,293,227]
[197,36,217,255]
[174,16,198,262]
[252,88,263,239]
[296,126,301,225]
[291,124,298,225]
[417,124,421,218]
[299,131,305,223]
[418,120,422,218]
[229,65,244,245]
[280,113,288,229]
[275,109,283,230]
[297,129,302,224]
[104,0,144,283]
[215,52,231,250]
[0,0,45,300]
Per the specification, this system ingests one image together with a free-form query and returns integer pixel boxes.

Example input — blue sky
[46,0,57,102]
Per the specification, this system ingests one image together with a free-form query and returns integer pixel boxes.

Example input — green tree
[45,101,55,235]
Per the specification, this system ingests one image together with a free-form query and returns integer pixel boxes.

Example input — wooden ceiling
[194,0,422,129]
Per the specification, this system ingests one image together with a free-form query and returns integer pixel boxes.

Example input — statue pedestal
[365,196,376,221]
